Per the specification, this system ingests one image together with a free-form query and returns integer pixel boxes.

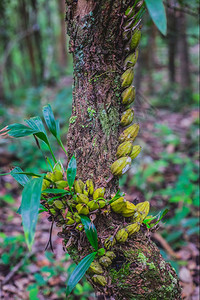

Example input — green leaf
[41,189,69,194]
[39,204,48,213]
[29,287,39,300]
[14,171,44,178]
[46,157,54,172]
[97,248,106,256]
[10,167,31,215]
[43,104,60,138]
[67,155,77,189]
[80,216,98,251]
[66,252,97,297]
[0,123,35,137]
[109,189,122,204]
[146,208,169,228]
[21,177,43,250]
[181,218,199,228]
[144,0,167,35]
[0,117,57,162]
[42,104,68,156]
[25,116,57,163]
[143,215,156,225]
[166,230,183,243]
[0,172,11,176]
[10,167,30,186]
[25,116,46,134]
[25,117,49,145]
[154,208,169,225]
[186,226,199,236]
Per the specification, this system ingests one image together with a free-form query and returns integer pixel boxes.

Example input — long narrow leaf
[13,172,44,178]
[25,116,50,146]
[67,155,77,189]
[25,116,57,163]
[41,188,69,194]
[55,120,60,139]
[42,104,67,156]
[10,167,31,215]
[1,118,51,153]
[0,172,11,176]
[109,189,122,204]
[39,204,48,213]
[46,157,54,172]
[0,118,57,162]
[151,208,169,227]
[0,123,35,138]
[43,104,60,138]
[21,177,43,250]
[66,252,97,297]
[80,216,98,251]
[144,0,167,35]
[11,167,30,186]
[145,208,169,228]
[25,116,47,135]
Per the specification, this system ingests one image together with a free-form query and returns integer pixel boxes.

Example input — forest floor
[0,78,199,300]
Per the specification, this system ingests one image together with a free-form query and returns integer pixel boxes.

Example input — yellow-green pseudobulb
[110,157,131,177]
[120,108,134,127]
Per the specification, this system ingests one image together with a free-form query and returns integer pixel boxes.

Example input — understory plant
[0,103,176,298]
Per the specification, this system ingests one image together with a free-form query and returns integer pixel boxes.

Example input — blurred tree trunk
[177,10,192,98]
[43,0,54,81]
[135,22,157,95]
[0,70,4,102]
[30,0,44,82]
[5,56,16,91]
[167,2,178,83]
[57,0,67,70]
[19,0,37,85]
[65,1,181,299]
[0,0,7,101]
[147,22,157,94]
[134,50,143,92]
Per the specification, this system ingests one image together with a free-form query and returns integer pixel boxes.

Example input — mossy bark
[64,1,181,299]
[66,0,128,192]
[65,213,181,299]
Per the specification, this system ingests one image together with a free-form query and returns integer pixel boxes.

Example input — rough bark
[66,0,126,193]
[64,1,181,298]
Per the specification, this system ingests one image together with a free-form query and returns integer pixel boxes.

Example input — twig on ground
[152,232,181,259]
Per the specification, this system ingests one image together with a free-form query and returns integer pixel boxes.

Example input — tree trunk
[146,22,157,95]
[57,0,68,69]
[177,9,192,100]
[63,1,181,298]
[167,1,178,83]
[43,0,54,81]
[19,0,37,86]
[30,0,45,82]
